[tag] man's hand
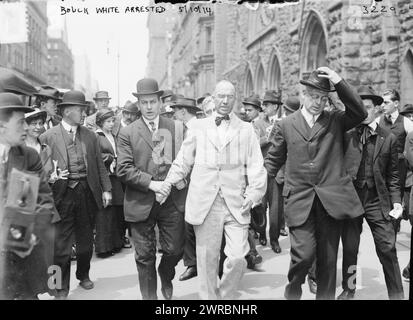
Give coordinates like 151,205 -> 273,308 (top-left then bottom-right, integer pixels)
240,198 -> 254,216
389,203 -> 403,220
317,66 -> 342,85
11,234 -> 38,258
102,191 -> 112,208
148,181 -> 164,193
156,181 -> 172,205
175,179 -> 187,190
49,168 -> 69,184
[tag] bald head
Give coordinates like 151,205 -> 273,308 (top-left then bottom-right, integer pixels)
213,80 -> 236,115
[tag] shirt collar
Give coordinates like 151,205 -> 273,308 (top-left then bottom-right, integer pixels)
301,106 -> 321,122
0,143 -> 11,163
120,119 -> 128,128
390,109 -> 399,121
368,120 -> 378,132
142,115 -> 160,130
61,119 -> 78,133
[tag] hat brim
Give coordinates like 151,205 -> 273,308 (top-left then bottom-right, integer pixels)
93,97 -> 112,101
133,90 -> 164,98
0,106 -> 34,113
25,109 -> 47,121
359,94 -> 383,106
170,104 -> 202,112
242,101 -> 262,111
284,105 -> 301,113
34,93 -> 61,101
299,80 -> 336,92
262,99 -> 282,105
57,102 -> 89,108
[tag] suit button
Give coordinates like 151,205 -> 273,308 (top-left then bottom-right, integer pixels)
309,162 -> 314,166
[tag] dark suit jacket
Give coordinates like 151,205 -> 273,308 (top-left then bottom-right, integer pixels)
252,118 -> 271,157
264,80 -> 367,227
112,114 -> 123,139
344,125 -> 401,220
117,116 -> 187,223
6,145 -> 60,232
39,123 -> 111,210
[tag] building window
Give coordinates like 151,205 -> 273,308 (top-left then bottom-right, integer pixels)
245,68 -> 254,96
255,63 -> 266,97
300,11 -> 327,80
205,25 -> 213,54
401,49 -> 413,106
268,52 -> 281,90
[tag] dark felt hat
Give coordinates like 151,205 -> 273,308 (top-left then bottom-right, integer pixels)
284,96 -> 301,113
132,78 -> 163,98
400,104 -> 413,116
0,92 -> 34,113
34,85 -> 61,101
357,85 -> 384,106
262,90 -> 282,104
299,70 -> 336,92
122,100 -> 140,113
242,95 -> 262,111
169,95 -> 201,112
161,89 -> 174,102
196,93 -> 211,105
0,67 -> 38,96
57,90 -> 88,108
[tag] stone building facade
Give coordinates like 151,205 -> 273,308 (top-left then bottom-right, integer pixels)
148,0 -> 413,106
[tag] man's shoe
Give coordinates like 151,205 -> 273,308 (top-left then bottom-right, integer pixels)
96,251 -> 114,258
402,266 -> 410,280
280,228 -> 288,237
307,277 -> 317,295
259,234 -> 267,246
179,266 -> 197,281
246,253 -> 263,270
54,291 -> 68,300
160,281 -> 173,300
337,290 -> 355,300
123,237 -> 132,249
79,278 -> 94,290
270,241 -> 281,254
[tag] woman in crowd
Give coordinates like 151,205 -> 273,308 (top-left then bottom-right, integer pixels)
94,108 -> 124,257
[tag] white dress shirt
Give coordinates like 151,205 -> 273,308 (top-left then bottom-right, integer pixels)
120,119 -> 128,128
213,112 -> 232,143
301,107 -> 321,128
142,116 -> 160,132
0,143 -> 10,163
61,119 -> 78,141
385,110 -> 413,134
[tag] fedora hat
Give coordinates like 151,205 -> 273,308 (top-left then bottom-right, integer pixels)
169,95 -> 201,112
196,93 -> 211,105
58,90 -> 88,108
93,91 -> 111,101
0,67 -> 38,96
357,85 -> 383,106
262,90 -> 282,105
25,108 -> 47,122
400,104 -> 413,116
0,92 -> 34,113
242,95 -> 262,111
34,85 -> 61,101
122,100 -> 140,114
132,78 -> 163,98
284,96 -> 301,113
299,70 -> 336,92
161,89 -> 173,102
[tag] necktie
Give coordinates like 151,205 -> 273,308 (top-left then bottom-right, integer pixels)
358,124 -> 375,145
149,121 -> 156,133
215,114 -> 230,126
308,115 -> 316,128
68,128 -> 75,142
384,114 -> 393,125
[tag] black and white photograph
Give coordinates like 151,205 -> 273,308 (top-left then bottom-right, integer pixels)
0,0 -> 412,304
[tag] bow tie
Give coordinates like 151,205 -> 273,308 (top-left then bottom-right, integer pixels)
215,114 -> 230,126
357,124 -> 376,145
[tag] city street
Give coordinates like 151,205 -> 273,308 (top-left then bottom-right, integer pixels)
40,219 -> 411,300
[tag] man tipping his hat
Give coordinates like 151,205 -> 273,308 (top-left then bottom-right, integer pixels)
39,90 -> 112,299
265,66 -> 367,300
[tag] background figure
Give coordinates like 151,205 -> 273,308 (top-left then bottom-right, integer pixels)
94,108 -> 124,258
86,101 -> 97,117
33,86 -> 62,131
84,91 -> 111,131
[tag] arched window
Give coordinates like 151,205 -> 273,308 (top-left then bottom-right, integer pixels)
245,69 -> 254,96
401,49 -> 413,106
300,11 -> 327,80
255,63 -> 266,97
268,53 -> 281,90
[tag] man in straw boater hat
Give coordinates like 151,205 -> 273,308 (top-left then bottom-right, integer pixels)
33,85 -> 62,131
161,80 -> 267,299
116,78 -> 187,300
265,67 -> 367,300
39,90 -> 112,299
84,90 -> 112,131
336,85 -> 404,300
0,92 -> 59,300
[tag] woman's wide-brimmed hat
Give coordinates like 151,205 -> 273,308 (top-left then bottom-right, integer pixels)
25,108 -> 47,123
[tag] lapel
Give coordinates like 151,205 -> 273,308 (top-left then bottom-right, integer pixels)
136,117 -> 154,150
349,129 -> 363,172
78,126 -> 89,170
291,109 -> 310,142
373,127 -> 386,162
222,115 -> 241,149
207,116 -> 222,151
309,111 -> 330,141
54,124 -> 69,167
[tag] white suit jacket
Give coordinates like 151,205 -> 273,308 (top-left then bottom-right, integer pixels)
165,114 -> 267,225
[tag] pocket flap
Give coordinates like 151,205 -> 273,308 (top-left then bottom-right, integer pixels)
282,186 -> 291,197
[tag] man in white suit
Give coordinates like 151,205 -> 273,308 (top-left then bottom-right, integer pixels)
159,80 -> 267,299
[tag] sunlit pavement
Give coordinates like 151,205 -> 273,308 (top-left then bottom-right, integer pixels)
40,220 -> 411,300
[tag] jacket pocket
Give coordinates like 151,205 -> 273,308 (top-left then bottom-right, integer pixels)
282,186 -> 291,197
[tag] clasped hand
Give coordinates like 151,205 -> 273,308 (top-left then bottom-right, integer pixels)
149,181 -> 172,205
